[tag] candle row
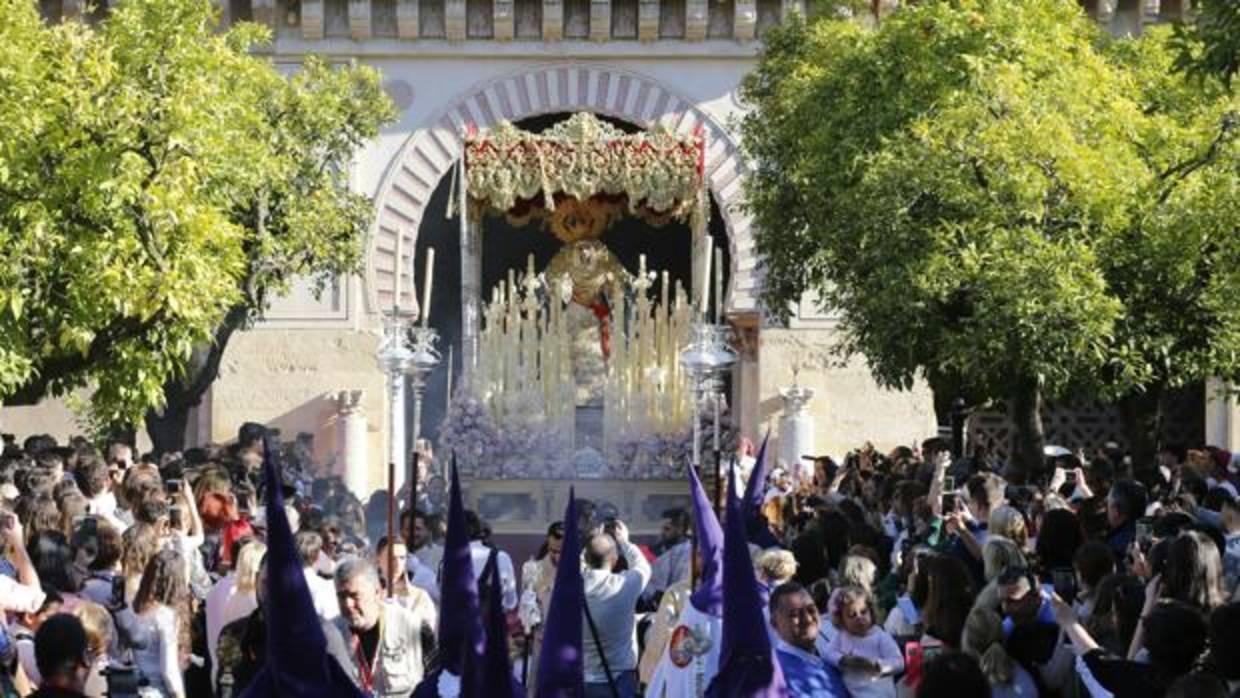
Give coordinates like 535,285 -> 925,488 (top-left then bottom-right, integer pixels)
473,255 -> 694,465
392,232 -> 435,328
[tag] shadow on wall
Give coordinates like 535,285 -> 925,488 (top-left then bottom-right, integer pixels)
245,392 -> 354,479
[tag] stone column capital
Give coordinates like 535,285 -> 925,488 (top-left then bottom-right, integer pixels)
333,389 -> 366,415
779,385 -> 814,417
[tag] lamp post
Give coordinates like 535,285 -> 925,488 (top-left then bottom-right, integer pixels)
376,310 -> 413,598
679,321 -> 738,512
406,326 -> 442,515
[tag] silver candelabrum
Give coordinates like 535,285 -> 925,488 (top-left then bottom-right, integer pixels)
375,310 -> 442,504
678,322 -> 738,470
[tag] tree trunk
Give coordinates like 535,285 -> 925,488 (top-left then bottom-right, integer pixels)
144,304 -> 251,456
145,403 -> 193,456
1118,384 -> 1164,475
1008,376 -> 1045,484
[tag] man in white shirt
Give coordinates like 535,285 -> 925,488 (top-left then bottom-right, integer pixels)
295,530 -> 341,620
399,508 -> 443,572
464,510 -> 517,612
401,509 -> 443,600
583,519 -> 652,698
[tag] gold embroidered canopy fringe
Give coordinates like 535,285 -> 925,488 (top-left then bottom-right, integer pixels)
462,112 -> 707,230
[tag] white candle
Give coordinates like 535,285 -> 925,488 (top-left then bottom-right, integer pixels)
420,247 -> 435,327
446,344 -> 454,411
714,246 -> 723,324
527,253 -> 536,278
713,391 -> 721,452
660,270 -> 669,312
699,244 -> 712,317
639,254 -> 647,278
393,233 -> 404,310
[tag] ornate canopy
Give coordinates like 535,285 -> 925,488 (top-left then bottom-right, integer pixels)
463,112 -> 707,225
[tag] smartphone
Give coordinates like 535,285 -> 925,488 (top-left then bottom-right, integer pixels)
941,492 -> 957,514
1051,568 -> 1077,602
111,575 -> 126,608
1136,517 -> 1155,552
942,476 -> 955,493
920,641 -> 945,663
82,515 -> 97,535
169,506 -> 183,529
1065,470 -> 1077,484
165,478 -> 182,494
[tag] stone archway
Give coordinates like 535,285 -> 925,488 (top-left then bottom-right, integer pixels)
365,63 -> 761,319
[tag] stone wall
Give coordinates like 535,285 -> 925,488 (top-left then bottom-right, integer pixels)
208,327 -> 389,491
756,327 -> 938,463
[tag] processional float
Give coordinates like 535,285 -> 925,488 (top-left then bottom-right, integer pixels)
438,112 -> 737,494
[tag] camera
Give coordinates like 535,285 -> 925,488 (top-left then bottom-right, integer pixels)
102,664 -> 140,698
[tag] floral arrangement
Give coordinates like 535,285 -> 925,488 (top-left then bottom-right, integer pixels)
436,386 -> 501,475
438,383 -> 738,480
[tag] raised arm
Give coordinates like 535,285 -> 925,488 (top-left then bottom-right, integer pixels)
613,521 -> 652,592
1052,592 -> 1100,657
1,514 -> 39,591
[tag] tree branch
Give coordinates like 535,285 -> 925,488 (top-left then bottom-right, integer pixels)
4,312 -> 166,406
1156,111 -> 1237,204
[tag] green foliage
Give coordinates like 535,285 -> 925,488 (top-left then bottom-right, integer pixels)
741,0 -> 1240,409
0,0 -> 393,428
1172,0 -> 1240,88
1102,27 -> 1240,393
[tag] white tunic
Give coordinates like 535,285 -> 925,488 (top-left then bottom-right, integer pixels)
643,602 -> 722,698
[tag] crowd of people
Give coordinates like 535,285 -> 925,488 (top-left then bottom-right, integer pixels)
1,421 -> 1239,698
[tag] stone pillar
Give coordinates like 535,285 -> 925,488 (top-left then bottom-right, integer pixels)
590,0 -> 611,41
778,385 -> 815,483
1110,0 -> 1143,37
494,0 -> 515,39
733,0 -> 755,40
638,0 -> 658,41
446,0 -> 467,39
397,0 -> 420,38
335,390 -> 370,498
543,0 -> 564,40
730,314 -> 761,442
302,0 -> 325,38
685,0 -> 706,40
1206,379 -> 1240,451
252,0 -> 277,27
349,0 -> 373,38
